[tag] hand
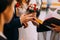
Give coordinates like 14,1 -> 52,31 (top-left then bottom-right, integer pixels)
23,22 -> 28,28
20,14 -> 34,28
31,18 -> 39,26
28,12 -> 39,26
20,14 -> 34,23
51,24 -> 60,32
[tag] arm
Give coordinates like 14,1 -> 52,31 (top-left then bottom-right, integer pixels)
51,24 -> 60,32
4,17 -> 22,29
4,13 -> 34,29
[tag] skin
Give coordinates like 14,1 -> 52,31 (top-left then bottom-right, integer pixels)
0,0 -> 16,32
22,12 -> 39,28
51,24 -> 60,32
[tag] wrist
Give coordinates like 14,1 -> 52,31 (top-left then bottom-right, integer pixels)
20,17 -> 23,24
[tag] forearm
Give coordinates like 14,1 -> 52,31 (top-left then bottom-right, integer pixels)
4,17 -> 22,29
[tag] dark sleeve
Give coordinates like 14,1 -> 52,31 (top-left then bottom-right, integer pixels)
37,17 -> 60,32
4,17 -> 22,29
37,24 -> 51,32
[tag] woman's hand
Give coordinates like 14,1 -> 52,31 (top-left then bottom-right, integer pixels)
22,22 -> 28,28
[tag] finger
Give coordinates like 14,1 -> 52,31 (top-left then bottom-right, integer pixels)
52,28 -> 56,30
22,14 -> 26,16
26,14 -> 33,17
32,20 -> 39,25
23,23 -> 28,28
20,14 -> 25,17
51,24 -> 58,28
52,27 -> 60,31
26,17 -> 34,20
52,28 -> 60,32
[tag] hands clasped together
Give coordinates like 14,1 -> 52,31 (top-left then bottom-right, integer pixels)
20,12 -> 39,28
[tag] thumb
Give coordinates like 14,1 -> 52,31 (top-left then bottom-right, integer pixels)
51,24 -> 58,28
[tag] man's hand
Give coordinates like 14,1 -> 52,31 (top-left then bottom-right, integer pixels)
20,14 -> 34,23
51,24 -> 60,32
20,14 -> 34,28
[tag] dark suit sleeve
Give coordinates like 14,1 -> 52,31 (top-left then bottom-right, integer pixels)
4,17 -> 22,29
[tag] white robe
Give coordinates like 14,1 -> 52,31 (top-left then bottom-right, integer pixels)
18,1 -> 38,40
38,10 -> 52,40
38,8 -> 60,40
